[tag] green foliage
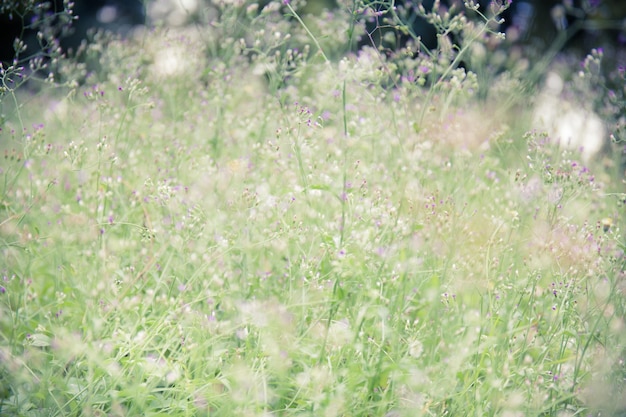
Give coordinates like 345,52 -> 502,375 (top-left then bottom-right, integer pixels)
1,1 -> 625,416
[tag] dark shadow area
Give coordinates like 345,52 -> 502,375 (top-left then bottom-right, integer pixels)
0,0 -> 145,65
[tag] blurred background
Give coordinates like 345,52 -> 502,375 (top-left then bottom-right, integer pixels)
1,0 -> 624,68
1,1 -> 625,179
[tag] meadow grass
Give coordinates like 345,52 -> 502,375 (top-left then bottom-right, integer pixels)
1,1 -> 626,416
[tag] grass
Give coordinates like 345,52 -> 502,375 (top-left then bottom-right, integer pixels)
1,1 -> 626,416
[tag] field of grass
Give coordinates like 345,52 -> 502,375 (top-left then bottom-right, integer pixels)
1,1 -> 626,416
